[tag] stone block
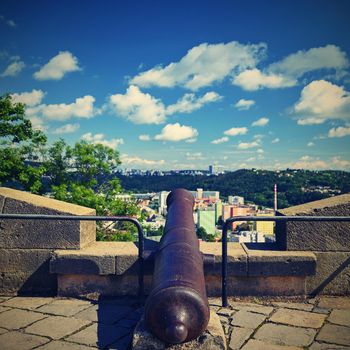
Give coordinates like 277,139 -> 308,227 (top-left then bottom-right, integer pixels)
277,194 -> 350,251
0,249 -> 57,295
0,187 -> 96,249
1,297 -> 54,310
230,310 -> 266,328
328,309 -> 350,327
306,252 -> 350,295
0,308 -> 47,330
229,327 -> 254,350
36,340 -> 98,350
36,298 -> 91,316
132,311 -> 226,349
318,296 -> 350,309
0,331 -> 49,350
316,324 -> 350,346
242,339 -> 303,350
246,249 -> 316,276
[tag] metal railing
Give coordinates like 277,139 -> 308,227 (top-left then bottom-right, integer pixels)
221,215 -> 350,307
0,214 -> 145,298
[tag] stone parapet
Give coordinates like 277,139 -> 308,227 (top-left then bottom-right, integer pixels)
0,187 -> 96,249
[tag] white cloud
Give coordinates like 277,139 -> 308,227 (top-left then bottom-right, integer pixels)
139,134 -> 151,141
81,132 -> 124,149
331,156 -> 350,169
0,15 -> 16,28
27,95 -> 96,121
294,80 -> 350,125
257,148 -> 264,154
33,51 -> 81,80
130,41 -> 266,90
211,136 -> 229,144
233,68 -> 296,91
108,85 -> 166,124
166,91 -> 222,114
271,138 -> 280,144
120,154 -> 165,166
224,127 -> 248,136
252,117 -> 269,127
154,123 -> 198,142
234,99 -> 255,110
307,142 -> 315,147
1,60 -> 25,77
52,123 -> 80,134
291,155 -> 328,170
11,89 -> 45,106
237,140 -> 260,149
186,152 -> 204,160
328,126 -> 350,138
29,116 -> 47,132
268,45 -> 349,79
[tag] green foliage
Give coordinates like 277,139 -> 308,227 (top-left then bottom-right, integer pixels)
0,94 -> 47,193
196,226 -> 207,239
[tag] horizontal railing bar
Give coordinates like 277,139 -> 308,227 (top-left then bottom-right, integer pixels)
221,215 -> 350,308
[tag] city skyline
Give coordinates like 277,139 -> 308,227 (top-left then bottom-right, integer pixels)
1,1 -> 350,171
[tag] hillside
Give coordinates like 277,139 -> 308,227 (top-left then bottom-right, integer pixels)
117,169 -> 350,209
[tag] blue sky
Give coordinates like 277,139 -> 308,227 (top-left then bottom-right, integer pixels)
1,0 -> 350,171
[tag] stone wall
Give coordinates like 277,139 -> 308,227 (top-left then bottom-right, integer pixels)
277,194 -> 350,295
0,187 -> 96,295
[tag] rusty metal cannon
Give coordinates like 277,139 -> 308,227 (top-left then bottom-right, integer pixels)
144,188 -> 210,344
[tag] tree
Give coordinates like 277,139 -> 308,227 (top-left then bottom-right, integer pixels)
0,94 -> 47,193
196,226 -> 207,239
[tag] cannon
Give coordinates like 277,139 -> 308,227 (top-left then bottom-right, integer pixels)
144,188 -> 210,344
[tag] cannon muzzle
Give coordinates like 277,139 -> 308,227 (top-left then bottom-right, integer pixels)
145,188 -> 210,344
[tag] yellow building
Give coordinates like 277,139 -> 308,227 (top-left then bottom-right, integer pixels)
255,212 -> 274,235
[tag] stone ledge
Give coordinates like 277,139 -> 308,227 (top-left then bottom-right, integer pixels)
50,242 -> 316,278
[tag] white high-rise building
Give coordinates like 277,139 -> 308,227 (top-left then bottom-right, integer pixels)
158,191 -> 170,215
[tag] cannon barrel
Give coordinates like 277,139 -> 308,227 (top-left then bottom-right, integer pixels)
144,188 -> 210,344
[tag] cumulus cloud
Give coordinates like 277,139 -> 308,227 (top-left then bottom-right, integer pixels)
81,132 -> 124,149
328,126 -> 350,138
294,80 -> 350,125
224,127 -> 248,136
186,152 -> 204,160
237,140 -> 260,149
130,41 -> 266,90
27,95 -> 96,121
307,142 -> 315,147
28,116 -> 47,132
291,155 -> 328,170
120,154 -> 165,166
52,123 -> 80,134
1,60 -> 25,77
233,68 -> 296,91
211,136 -> 229,144
139,134 -> 151,141
166,91 -> 222,114
108,85 -> 166,124
271,138 -> 280,143
154,123 -> 198,142
33,51 -> 81,80
0,15 -> 16,28
268,45 -> 349,79
252,117 -> 269,127
234,99 -> 255,110
11,89 -> 45,106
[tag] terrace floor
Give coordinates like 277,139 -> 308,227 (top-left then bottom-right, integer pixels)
0,295 -> 349,350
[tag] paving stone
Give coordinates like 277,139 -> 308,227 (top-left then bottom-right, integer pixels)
318,297 -> 350,310
115,318 -> 138,328
0,327 -> 8,334
269,308 -> 326,328
231,310 -> 266,329
74,304 -> 134,324
1,297 -> 54,310
254,323 -> 316,347
107,332 -> 133,350
230,302 -> 274,315
25,315 -> 90,340
209,297 -> 223,307
328,309 -> 350,327
37,340 -> 97,349
0,308 -> 47,330
217,307 -> 234,317
67,323 -> 130,348
228,327 -> 254,350
309,342 -> 350,350
223,324 -> 230,335
312,307 -> 330,314
0,330 -> 49,350
0,297 -> 11,303
307,298 -> 318,304
241,339 -> 303,350
0,306 -> 10,314
316,324 -> 350,346
219,315 -> 230,324
272,302 -> 313,311
37,299 -> 92,316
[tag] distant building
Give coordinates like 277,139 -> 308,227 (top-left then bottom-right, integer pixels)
255,211 -> 275,235
228,196 -> 244,205
215,201 -> 222,223
158,191 -> 170,215
208,165 -> 224,175
190,188 -> 220,201
230,231 -> 265,243
198,209 -> 216,235
222,204 -> 255,230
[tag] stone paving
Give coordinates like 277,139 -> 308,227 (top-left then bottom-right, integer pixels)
0,295 -> 349,349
